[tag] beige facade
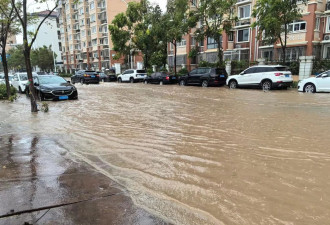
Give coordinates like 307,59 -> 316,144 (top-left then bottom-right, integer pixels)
58,0 -> 138,72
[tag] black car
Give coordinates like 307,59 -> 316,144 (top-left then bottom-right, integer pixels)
144,72 -> 177,85
178,67 -> 228,87
96,71 -> 117,82
71,70 -> 99,84
26,75 -> 78,101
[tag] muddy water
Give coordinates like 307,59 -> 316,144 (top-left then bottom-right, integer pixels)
1,83 -> 330,224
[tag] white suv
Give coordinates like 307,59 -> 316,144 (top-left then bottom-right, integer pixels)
226,65 -> 293,90
117,69 -> 147,83
12,72 -> 38,93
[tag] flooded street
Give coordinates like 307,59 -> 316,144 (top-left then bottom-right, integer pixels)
1,83 -> 330,224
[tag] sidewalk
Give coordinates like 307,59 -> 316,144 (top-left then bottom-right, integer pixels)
0,134 -> 168,225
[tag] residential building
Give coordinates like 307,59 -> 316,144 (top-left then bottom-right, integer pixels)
170,0 -> 330,71
58,0 -> 140,73
27,10 -> 63,70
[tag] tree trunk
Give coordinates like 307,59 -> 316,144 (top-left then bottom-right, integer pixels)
174,41 -> 177,75
282,47 -> 286,64
24,49 -> 38,112
217,40 -> 223,66
1,50 -> 11,98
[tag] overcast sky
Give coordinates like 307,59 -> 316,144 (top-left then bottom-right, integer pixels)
149,0 -> 167,12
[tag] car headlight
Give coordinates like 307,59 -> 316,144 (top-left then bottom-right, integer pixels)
40,88 -> 52,93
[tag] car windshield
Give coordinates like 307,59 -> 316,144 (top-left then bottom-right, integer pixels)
8,76 -> 13,81
38,76 -> 67,84
19,74 -> 28,81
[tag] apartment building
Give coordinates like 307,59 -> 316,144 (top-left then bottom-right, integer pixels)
28,11 -> 63,70
170,0 -> 330,71
58,0 -> 138,73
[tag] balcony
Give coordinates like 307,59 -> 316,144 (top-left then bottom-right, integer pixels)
235,19 -> 251,27
235,42 -> 250,49
102,32 -> 107,37
100,19 -> 107,24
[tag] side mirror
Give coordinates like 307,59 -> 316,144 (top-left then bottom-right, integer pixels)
34,82 -> 39,86
67,81 -> 71,84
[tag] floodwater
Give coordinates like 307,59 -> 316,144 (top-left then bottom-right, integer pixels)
1,83 -> 330,225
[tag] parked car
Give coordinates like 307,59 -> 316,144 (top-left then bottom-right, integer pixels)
298,70 -> 330,93
117,69 -> 147,83
26,75 -> 78,101
178,67 -> 228,87
97,72 -> 108,82
144,72 -> 177,85
71,70 -> 99,84
12,72 -> 38,93
226,65 -> 293,90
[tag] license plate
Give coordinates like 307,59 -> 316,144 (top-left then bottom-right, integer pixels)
59,96 -> 68,100
91,75 -> 95,78
220,75 -> 225,78
285,75 -> 290,77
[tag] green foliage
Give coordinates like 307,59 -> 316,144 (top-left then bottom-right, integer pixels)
178,68 -> 188,76
312,59 -> 330,75
252,0 -> 308,63
147,68 -> 153,75
31,46 -> 55,71
188,47 -> 199,59
7,45 -> 25,70
198,60 -> 225,68
59,72 -> 72,77
291,81 -> 299,88
231,61 -> 250,74
41,102 -> 49,112
190,0 -> 237,64
0,83 -> 16,100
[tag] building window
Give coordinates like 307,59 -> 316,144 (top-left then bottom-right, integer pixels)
278,47 -> 305,61
91,14 -> 96,23
81,19 -> 84,26
79,8 -> 84,15
315,18 -> 320,31
228,31 -> 234,41
288,21 -> 306,32
177,38 -> 186,47
238,5 -> 251,19
81,30 -> 85,37
92,39 -> 97,46
207,37 -> 219,49
237,29 -> 249,42
92,26 -> 96,34
90,2 -> 94,10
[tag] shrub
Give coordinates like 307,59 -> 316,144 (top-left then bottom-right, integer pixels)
59,73 -> 72,77
147,68 -> 153,75
178,68 -> 188,76
0,84 -> 17,100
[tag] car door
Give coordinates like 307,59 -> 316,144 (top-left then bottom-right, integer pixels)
12,74 -> 19,90
187,69 -> 199,84
315,71 -> 330,92
249,67 -> 265,86
236,68 -> 255,86
124,70 -> 132,81
149,73 -> 157,83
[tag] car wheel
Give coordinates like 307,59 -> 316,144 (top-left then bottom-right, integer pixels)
130,78 -> 134,83
18,86 -> 22,93
159,80 -> 163,85
262,80 -> 272,91
304,83 -> 316,93
72,79 -> 75,84
229,80 -> 237,89
118,78 -> 122,83
201,80 -> 208,87
179,80 -> 185,86
80,79 -> 84,85
144,80 -> 148,84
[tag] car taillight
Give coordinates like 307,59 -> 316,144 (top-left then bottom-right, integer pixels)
96,75 -> 99,77
275,73 -> 283,76
166,76 -> 169,80
84,74 -> 88,77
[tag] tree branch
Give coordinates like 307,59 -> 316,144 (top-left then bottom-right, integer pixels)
30,2 -> 59,49
11,0 -> 23,26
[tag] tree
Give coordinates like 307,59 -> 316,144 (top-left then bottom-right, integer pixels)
7,45 -> 25,70
11,0 -> 59,112
252,0 -> 307,63
0,0 -> 18,98
31,46 -> 55,72
166,0 -> 189,75
189,0 -> 237,65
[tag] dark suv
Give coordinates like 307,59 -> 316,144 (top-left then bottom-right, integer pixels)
71,70 -> 99,84
178,67 -> 228,87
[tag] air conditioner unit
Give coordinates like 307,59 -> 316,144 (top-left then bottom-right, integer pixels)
324,34 -> 330,41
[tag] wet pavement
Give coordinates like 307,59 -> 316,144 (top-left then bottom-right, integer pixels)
1,82 -> 330,224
